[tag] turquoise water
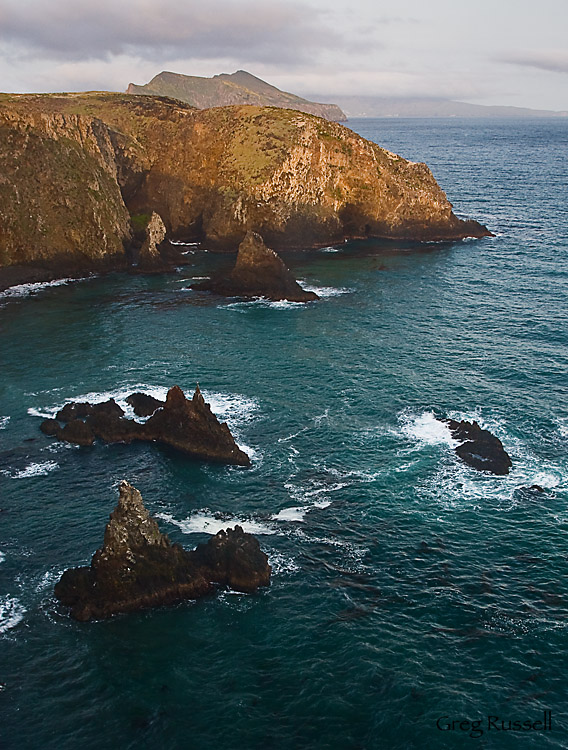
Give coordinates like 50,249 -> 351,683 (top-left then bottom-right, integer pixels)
1,118 -> 567,749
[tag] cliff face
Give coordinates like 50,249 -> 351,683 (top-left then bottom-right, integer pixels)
0,105 -> 131,274
127,69 -> 347,122
0,92 -> 490,279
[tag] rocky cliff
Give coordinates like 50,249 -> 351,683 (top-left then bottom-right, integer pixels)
127,69 -> 347,122
54,480 -> 271,620
194,231 -> 319,302
0,92 -> 491,285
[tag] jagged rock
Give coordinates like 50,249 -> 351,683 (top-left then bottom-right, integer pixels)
40,419 -> 62,437
56,399 -> 124,422
192,526 -> 272,593
445,419 -> 512,475
59,420 -> 95,447
126,392 -> 165,417
135,212 -> 170,272
193,231 -> 319,302
40,385 -> 250,466
54,481 -> 271,620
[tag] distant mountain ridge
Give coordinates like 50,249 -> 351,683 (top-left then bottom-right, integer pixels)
127,70 -> 346,122
315,95 -> 568,119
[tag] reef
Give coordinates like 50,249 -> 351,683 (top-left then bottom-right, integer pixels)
193,231 -> 318,302
445,419 -> 512,475
39,385 -> 250,466
54,480 -> 271,621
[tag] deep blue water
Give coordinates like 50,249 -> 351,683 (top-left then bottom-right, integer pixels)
1,118 -> 567,749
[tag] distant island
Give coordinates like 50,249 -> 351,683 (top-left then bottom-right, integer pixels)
312,95 -> 568,119
127,70 -> 347,122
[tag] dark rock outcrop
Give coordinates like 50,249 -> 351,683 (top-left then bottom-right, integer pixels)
193,231 -> 318,302
445,419 -> 512,475
54,481 -> 271,620
39,385 -> 250,466
126,392 -> 164,417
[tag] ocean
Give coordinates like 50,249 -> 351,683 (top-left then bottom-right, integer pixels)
1,117 -> 567,749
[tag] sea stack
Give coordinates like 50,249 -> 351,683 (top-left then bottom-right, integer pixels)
39,385 -> 251,466
445,419 -> 512,475
193,231 -> 319,302
54,481 -> 271,621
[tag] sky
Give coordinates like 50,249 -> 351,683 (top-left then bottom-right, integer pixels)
0,0 -> 567,110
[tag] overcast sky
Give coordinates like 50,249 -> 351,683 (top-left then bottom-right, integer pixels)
1,0 -> 566,110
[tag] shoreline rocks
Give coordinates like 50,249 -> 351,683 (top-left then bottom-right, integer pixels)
54,481 -> 271,621
39,386 -> 250,466
444,418 -> 512,475
193,231 -> 319,302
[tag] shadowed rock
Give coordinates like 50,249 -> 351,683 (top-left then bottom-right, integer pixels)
126,392 -> 165,417
193,231 -> 319,302
54,481 -> 271,621
39,385 -> 250,466
445,419 -> 512,475
56,399 -> 124,422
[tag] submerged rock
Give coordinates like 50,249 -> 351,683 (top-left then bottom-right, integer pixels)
54,481 -> 271,621
193,231 -> 319,302
39,385 -> 250,466
445,419 -> 512,475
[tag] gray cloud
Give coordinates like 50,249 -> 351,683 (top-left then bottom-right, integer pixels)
499,50 -> 568,74
0,0 -> 337,64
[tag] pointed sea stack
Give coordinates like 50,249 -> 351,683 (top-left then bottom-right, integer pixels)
193,231 -> 319,302
54,481 -> 271,620
445,419 -> 512,475
39,385 -> 250,466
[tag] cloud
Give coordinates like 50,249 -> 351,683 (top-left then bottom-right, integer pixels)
0,0 -> 337,64
499,50 -> 568,74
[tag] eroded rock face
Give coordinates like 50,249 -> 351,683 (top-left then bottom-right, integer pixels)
132,211 -> 171,272
445,419 -> 512,475
193,231 -> 318,302
54,481 -> 271,620
0,93 -> 491,287
39,385 -> 250,466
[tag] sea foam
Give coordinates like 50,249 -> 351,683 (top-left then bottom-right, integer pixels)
0,597 -> 25,635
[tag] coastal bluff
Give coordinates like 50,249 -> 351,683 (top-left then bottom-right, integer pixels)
0,92 -> 491,287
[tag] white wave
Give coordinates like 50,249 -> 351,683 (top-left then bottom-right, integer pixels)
300,284 -> 353,298
272,499 -> 331,522
157,511 -> 276,536
169,240 -> 200,247
0,551 -> 5,564
0,597 -> 25,634
28,384 -> 259,431
0,276 -> 90,301
3,461 -> 59,479
399,411 -> 456,448
223,298 -> 306,311
0,416 -> 9,430
267,551 -> 300,575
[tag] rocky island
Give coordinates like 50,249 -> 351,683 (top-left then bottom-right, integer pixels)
443,418 -> 513,475
0,92 -> 491,290
193,231 -> 318,302
40,385 -> 250,466
54,481 -> 271,621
